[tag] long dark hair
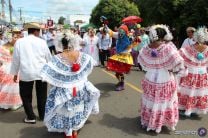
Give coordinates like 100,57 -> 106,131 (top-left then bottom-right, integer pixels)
156,28 -> 167,40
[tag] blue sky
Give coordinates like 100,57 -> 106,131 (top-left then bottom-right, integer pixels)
10,0 -> 99,23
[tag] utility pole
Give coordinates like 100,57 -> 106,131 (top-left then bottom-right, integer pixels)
9,0 -> 12,23
1,0 -> 5,19
19,7 -> 23,21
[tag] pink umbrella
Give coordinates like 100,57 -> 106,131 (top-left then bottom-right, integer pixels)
122,16 -> 142,24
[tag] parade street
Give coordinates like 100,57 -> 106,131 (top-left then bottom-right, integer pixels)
0,67 -> 207,138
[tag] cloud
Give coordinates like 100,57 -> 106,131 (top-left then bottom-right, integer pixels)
46,0 -> 99,14
44,0 -> 99,23
10,0 -> 99,23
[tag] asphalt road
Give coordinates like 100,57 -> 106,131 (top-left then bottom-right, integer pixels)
0,67 -> 207,138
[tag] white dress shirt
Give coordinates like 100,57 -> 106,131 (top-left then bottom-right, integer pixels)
46,32 -> 55,47
181,38 -> 196,48
10,35 -> 52,81
98,34 -> 112,50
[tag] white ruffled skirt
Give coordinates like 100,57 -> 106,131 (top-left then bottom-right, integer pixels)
44,81 -> 100,136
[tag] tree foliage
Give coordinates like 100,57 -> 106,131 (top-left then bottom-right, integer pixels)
134,0 -> 185,27
58,16 -> 66,25
90,0 -> 208,46
178,0 -> 208,27
90,0 -> 140,28
133,0 -> 208,46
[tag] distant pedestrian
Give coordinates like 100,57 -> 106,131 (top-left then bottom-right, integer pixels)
83,28 -> 99,66
98,28 -> 112,67
132,27 -> 150,70
181,27 -> 196,48
46,28 -> 57,54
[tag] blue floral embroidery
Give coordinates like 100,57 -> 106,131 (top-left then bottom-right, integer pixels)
44,86 -> 94,132
41,54 -> 92,84
50,54 -> 87,72
42,53 -> 99,135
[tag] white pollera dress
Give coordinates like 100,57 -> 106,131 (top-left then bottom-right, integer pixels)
40,52 -> 100,136
138,43 -> 186,133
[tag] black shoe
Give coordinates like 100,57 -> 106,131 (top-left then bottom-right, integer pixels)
38,117 -> 44,121
23,118 -> 36,124
191,113 -> 199,117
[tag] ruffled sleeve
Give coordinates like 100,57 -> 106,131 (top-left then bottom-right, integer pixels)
164,44 -> 188,77
0,47 -> 11,63
138,43 -> 187,76
40,53 -> 95,88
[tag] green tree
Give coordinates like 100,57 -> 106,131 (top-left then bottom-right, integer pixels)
176,0 -> 208,45
133,0 -> 208,46
58,16 -> 66,25
135,0 -> 186,27
178,0 -> 208,27
90,0 -> 140,29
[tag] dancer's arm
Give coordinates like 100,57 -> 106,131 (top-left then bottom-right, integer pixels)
10,41 -> 20,79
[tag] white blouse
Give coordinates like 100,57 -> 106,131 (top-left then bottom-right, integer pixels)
10,35 -> 52,81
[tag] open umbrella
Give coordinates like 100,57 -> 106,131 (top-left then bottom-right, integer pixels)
63,24 -> 70,29
122,16 -> 142,24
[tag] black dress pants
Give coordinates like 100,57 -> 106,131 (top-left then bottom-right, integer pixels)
19,80 -> 47,120
99,50 -> 110,66
49,45 -> 57,54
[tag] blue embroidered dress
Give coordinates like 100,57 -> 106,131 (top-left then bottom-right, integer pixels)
40,52 -> 100,136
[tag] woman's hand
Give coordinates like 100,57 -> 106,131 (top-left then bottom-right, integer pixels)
13,75 -> 18,83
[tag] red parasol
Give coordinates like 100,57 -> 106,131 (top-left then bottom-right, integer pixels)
122,16 -> 142,24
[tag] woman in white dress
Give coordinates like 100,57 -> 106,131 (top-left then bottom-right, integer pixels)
0,32 -> 22,110
83,28 -> 99,66
138,25 -> 187,133
41,34 -> 100,138
178,27 -> 208,116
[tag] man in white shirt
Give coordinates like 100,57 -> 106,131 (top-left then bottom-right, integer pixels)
10,22 -> 52,124
46,28 -> 57,54
98,29 -> 112,67
181,27 -> 196,48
